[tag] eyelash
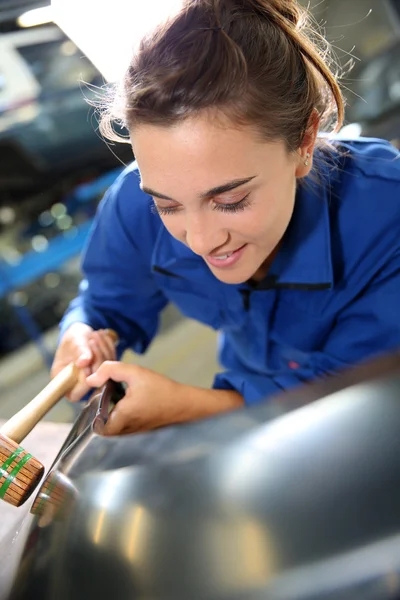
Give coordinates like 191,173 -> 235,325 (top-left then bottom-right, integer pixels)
151,204 -> 175,216
213,194 -> 251,214
151,194 -> 251,216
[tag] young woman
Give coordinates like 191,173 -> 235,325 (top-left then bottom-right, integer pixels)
52,0 -> 400,435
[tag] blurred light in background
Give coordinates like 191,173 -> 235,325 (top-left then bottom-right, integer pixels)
0,207 -> 16,226
56,215 -> 73,231
44,273 -> 61,288
338,123 -> 363,138
52,0 -> 184,81
60,40 -> 78,57
10,291 -> 28,307
63,227 -> 78,240
38,211 -> 54,228
50,203 -> 67,219
2,248 -> 22,266
32,235 -> 49,253
17,6 -> 53,28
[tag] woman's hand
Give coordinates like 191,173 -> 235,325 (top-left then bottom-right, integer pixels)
87,361 -> 244,435
51,323 -> 116,402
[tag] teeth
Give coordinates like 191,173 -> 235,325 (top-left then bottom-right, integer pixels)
214,253 -> 233,260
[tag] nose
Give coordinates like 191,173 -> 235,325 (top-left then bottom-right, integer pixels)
185,211 -> 228,256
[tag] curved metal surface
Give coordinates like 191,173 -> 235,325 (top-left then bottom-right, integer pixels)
3,354 -> 400,600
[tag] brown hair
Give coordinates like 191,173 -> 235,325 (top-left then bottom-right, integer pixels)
99,0 -> 345,152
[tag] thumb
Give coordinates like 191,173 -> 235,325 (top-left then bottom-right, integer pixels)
86,361 -> 135,388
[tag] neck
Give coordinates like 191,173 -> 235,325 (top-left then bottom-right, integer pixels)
250,244 -> 281,283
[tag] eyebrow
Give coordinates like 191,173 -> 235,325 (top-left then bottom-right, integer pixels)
140,176 -> 257,201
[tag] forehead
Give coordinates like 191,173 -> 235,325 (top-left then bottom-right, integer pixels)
131,113 -> 288,198
132,114 -> 280,169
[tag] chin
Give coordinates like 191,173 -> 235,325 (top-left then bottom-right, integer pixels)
209,267 -> 252,285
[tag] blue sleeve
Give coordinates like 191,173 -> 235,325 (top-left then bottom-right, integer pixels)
60,165 -> 168,355
214,249 -> 400,405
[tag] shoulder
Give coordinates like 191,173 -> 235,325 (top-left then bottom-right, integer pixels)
317,137 -> 400,225
314,138 -> 400,283
101,161 -> 148,209
334,136 -> 400,182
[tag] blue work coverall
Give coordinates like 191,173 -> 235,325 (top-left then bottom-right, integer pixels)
61,138 -> 400,405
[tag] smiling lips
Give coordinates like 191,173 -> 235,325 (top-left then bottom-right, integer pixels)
206,244 -> 247,268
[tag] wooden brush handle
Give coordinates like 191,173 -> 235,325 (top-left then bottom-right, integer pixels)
1,329 -> 119,444
0,362 -> 79,444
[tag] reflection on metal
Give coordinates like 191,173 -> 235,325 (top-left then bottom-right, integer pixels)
239,519 -> 274,587
93,470 -> 129,510
92,508 -> 106,545
3,355 -> 400,598
30,471 -> 77,527
124,506 -> 146,562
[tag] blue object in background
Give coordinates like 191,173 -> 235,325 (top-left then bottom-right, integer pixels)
0,167 -> 124,298
0,220 -> 93,299
0,166 -> 124,363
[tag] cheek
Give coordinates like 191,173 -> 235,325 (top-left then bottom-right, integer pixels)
246,187 -> 295,243
230,212 -> 261,239
239,202 -> 279,239
159,215 -> 186,241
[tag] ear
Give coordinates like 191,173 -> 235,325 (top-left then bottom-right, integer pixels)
295,111 -> 320,178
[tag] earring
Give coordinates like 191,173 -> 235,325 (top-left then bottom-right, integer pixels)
304,152 -> 311,167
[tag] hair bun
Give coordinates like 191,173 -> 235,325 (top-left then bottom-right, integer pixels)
252,0 -> 301,27
276,0 -> 302,26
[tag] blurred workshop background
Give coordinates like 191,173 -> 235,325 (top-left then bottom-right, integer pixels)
0,0 -> 399,428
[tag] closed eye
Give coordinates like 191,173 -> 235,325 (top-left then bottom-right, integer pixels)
151,194 -> 251,216
150,201 -> 178,216
212,194 -> 251,213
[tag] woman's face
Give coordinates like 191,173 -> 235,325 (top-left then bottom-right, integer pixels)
132,112 -> 313,284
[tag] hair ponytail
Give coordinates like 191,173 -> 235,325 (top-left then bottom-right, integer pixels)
246,0 -> 344,131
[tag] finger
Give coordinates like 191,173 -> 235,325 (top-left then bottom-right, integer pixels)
83,366 -> 92,378
88,338 -> 106,369
100,330 -> 117,360
75,343 -> 93,368
87,361 -> 138,388
68,360 -> 100,401
51,358 -> 68,379
67,381 -> 91,403
52,353 -> 89,382
91,330 -> 114,360
89,346 -> 114,384
103,405 -> 130,436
